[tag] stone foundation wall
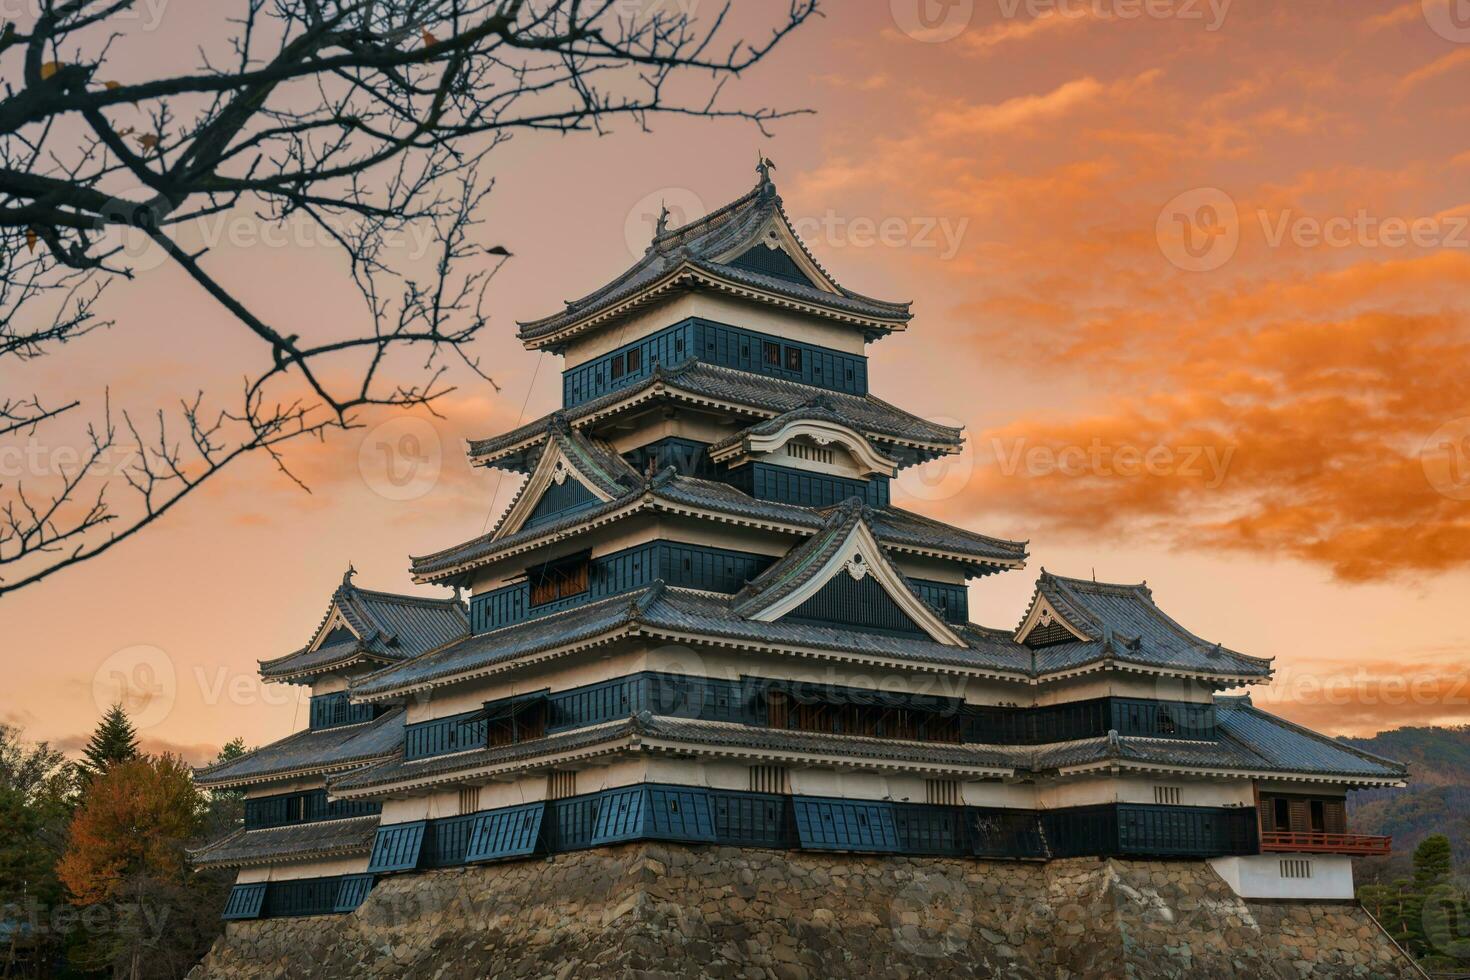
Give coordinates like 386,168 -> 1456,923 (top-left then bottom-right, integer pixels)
189,845 -> 1422,979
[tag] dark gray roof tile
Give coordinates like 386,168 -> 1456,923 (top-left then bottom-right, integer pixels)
467,361 -> 963,471
190,816 -> 379,868
1214,696 -> 1407,779
259,571 -> 467,680
411,473 -> 1024,582
193,710 -> 405,787
517,176 -> 910,346
1019,572 -> 1272,679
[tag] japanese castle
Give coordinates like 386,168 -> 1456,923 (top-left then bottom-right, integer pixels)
194,163 -> 1407,923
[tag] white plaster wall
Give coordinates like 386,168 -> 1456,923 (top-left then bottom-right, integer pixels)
411,648 -> 647,721
1037,775 -> 1254,809
1032,674 -> 1218,706
244,777 -> 325,799
787,770 -> 890,801
560,292 -> 868,367
963,781 -> 1037,808
605,413 -> 740,451
1257,779 -> 1351,797
309,674 -> 352,696
235,855 -> 370,884
1210,854 -> 1355,900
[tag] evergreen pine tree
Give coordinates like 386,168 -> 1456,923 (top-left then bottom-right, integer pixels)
1413,834 -> 1454,890
81,703 -> 140,778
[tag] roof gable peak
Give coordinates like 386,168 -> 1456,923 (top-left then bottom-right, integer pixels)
490,424 -> 638,541
734,503 -> 966,647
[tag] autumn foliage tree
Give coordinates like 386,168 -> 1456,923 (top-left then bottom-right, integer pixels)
57,753 -> 209,978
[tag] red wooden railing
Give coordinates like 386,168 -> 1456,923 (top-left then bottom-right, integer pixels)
1259,831 -> 1391,855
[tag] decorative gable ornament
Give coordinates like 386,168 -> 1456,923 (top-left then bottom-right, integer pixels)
492,432 -> 619,541
744,515 -> 965,647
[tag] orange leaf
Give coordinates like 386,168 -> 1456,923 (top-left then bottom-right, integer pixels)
39,61 -> 63,80
421,28 -> 437,46
137,133 -> 159,150
103,80 -> 121,91
26,228 -> 38,253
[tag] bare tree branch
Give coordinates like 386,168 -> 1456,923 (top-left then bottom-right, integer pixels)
0,0 -> 818,595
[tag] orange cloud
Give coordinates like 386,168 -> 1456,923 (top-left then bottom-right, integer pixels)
796,30 -> 1470,582
1395,47 -> 1470,96
958,10 -> 1091,54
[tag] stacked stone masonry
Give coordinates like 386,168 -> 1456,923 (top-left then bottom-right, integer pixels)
188,844 -> 1420,979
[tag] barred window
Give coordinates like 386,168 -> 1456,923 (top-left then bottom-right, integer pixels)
749,765 -> 789,794
1154,786 -> 1182,806
458,785 -> 480,815
925,779 -> 962,806
548,771 -> 578,800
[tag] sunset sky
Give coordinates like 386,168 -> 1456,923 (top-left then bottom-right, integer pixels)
5,0 -> 1469,761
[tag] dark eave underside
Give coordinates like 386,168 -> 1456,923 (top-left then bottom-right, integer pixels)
466,361 -> 964,472
189,815 -> 379,868
517,179 -> 911,348
350,585 -> 1267,701
409,473 -> 1027,584
327,703 -> 1405,796
193,710 -> 406,787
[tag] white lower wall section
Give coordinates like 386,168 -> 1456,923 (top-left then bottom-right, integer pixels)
1209,854 -> 1356,900
1038,775 -> 1253,809
244,776 -> 325,799
235,855 -> 369,883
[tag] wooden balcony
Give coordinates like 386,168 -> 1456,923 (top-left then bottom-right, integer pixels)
1259,831 -> 1391,856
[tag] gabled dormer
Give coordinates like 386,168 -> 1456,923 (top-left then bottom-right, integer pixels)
732,500 -> 965,647
257,568 -> 468,686
1013,570 -> 1274,683
491,422 -> 643,541
707,402 -> 901,479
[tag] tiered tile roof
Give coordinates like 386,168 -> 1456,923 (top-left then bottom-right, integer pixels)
190,815 -> 379,868
258,569 -> 468,682
411,472 -> 1027,583
517,166 -> 912,349
467,361 -> 966,473
351,577 -> 1270,702
1017,571 -> 1274,678
193,709 -> 405,788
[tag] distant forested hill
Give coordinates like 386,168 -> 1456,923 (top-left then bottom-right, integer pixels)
1340,725 -> 1470,882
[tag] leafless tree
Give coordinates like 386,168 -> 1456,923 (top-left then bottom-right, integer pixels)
0,0 -> 816,595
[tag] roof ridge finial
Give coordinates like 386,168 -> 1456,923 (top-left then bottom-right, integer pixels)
342,563 -> 357,589
756,152 -> 776,194
655,201 -> 671,237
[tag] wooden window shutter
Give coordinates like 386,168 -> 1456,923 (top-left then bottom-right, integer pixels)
1324,799 -> 1347,834
768,690 -> 788,729
1257,795 -> 1273,832
1288,799 -> 1310,833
